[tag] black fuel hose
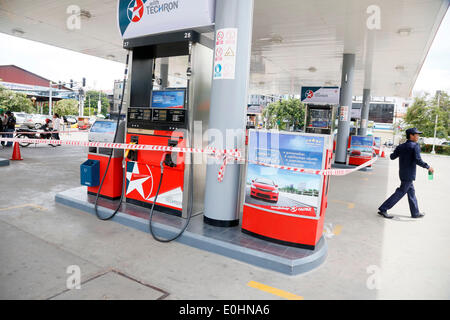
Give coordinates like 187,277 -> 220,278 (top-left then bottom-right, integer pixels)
94,51 -> 130,220
148,42 -> 194,242
148,152 -> 194,242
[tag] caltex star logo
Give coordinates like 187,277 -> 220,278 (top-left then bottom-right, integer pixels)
126,162 -> 153,200
127,0 -> 144,23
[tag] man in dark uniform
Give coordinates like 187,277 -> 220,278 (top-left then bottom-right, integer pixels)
378,128 -> 434,219
5,111 -> 16,147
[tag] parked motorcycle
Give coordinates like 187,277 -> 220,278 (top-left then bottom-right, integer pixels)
14,128 -> 57,147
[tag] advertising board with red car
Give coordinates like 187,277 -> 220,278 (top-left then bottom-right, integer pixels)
244,130 -> 325,218
348,135 -> 374,166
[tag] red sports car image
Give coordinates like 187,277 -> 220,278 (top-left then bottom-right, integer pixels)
250,178 -> 279,203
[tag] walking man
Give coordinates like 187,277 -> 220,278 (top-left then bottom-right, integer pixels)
378,128 -> 434,219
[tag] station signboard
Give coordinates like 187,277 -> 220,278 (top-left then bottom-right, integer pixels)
118,0 -> 215,40
301,86 -> 340,104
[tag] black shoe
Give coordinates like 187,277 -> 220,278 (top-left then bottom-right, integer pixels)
378,210 -> 394,219
412,213 -> 425,218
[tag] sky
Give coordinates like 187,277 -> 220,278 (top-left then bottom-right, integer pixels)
0,8 -> 449,95
412,8 -> 450,95
0,34 -> 124,92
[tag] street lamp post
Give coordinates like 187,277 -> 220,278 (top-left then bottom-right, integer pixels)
431,90 -> 441,154
392,106 -> 397,145
98,91 -> 102,115
49,81 -> 53,115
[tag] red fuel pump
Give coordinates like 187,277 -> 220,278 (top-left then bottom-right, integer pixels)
122,31 -> 213,225
87,120 -> 126,200
125,99 -> 188,216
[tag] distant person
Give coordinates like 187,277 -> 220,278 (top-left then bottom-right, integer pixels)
0,108 -> 5,146
41,118 -> 52,139
5,111 -> 16,147
52,113 -> 61,141
378,128 -> 434,219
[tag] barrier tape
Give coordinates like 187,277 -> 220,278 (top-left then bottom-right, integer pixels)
0,130 -> 88,135
0,137 -> 240,181
0,137 -> 378,181
249,156 -> 378,176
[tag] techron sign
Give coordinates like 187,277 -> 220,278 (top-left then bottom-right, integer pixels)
118,0 -> 216,39
301,86 -> 340,105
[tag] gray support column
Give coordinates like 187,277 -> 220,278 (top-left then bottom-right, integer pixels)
335,53 -> 355,164
203,0 -> 254,227
358,88 -> 371,136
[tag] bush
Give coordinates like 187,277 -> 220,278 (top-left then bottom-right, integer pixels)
420,144 -> 450,155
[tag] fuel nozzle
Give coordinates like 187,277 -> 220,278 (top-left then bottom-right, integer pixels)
163,153 -> 176,167
126,136 -> 139,161
163,139 -> 178,168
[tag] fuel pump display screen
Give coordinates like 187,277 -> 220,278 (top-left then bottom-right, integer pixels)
305,105 -> 335,135
310,109 -> 331,128
128,89 -> 187,130
151,90 -> 185,109
152,109 -> 185,123
153,109 -> 167,121
90,120 -> 117,133
128,109 -> 152,121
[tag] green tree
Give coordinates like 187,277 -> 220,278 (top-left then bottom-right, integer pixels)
84,90 -> 110,116
0,85 -> 35,113
263,98 -> 305,131
54,99 -> 79,116
405,92 -> 449,139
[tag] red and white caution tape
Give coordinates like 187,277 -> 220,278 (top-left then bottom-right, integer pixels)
0,137 -> 377,181
0,137 -> 241,181
0,137 -> 239,156
0,130 -> 88,135
249,155 -> 378,177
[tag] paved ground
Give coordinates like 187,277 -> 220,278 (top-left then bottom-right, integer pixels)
0,139 -> 449,300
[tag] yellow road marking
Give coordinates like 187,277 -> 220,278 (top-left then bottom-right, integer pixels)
0,204 -> 46,212
333,224 -> 343,235
322,224 -> 343,237
331,199 -> 355,209
247,281 -> 303,300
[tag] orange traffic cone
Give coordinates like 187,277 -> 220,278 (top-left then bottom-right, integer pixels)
381,149 -> 385,158
10,142 -> 23,161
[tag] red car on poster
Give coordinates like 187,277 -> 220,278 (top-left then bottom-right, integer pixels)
250,178 -> 279,203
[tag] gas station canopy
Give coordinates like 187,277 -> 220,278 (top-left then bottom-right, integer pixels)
0,0 -> 448,97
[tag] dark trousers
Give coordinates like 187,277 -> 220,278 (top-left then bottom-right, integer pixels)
379,180 -> 419,217
5,128 -> 14,147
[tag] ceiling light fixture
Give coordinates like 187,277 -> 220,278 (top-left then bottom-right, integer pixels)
395,65 -> 405,71
12,28 -> 25,36
308,67 -> 317,73
397,28 -> 411,37
80,9 -> 92,19
258,34 -> 283,44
